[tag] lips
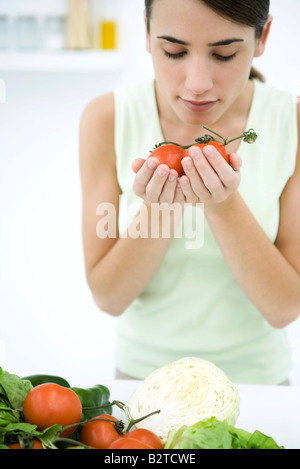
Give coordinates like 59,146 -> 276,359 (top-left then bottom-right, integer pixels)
180,98 -> 218,112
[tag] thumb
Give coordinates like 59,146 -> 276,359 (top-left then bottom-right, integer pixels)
131,158 -> 146,173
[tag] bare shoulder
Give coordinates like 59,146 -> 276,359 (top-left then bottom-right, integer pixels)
79,92 -> 115,171
79,91 -> 121,220
79,92 -> 121,275
80,92 -> 114,130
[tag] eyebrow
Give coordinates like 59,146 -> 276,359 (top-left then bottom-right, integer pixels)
157,35 -> 190,46
208,38 -> 244,47
157,36 -> 244,47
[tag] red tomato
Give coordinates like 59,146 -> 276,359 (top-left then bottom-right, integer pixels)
147,127 -> 258,176
148,144 -> 186,177
8,439 -> 43,449
125,428 -> 163,449
148,141 -> 230,178
79,414 -> 121,449
23,383 -> 82,438
108,437 -> 152,449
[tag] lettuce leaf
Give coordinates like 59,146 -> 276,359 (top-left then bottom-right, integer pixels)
164,417 -> 284,449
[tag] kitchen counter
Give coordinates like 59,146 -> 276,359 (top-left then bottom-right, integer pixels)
91,380 -> 300,450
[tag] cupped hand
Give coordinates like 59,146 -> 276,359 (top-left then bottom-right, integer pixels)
131,157 -> 184,206
178,145 -> 242,208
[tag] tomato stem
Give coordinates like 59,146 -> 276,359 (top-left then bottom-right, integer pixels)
226,128 -> 258,145
106,400 -> 161,433
81,399 -> 161,435
200,125 -> 258,146
152,126 -> 257,151
124,409 -> 161,433
53,437 -> 92,449
200,126 -> 226,144
152,141 -> 185,151
57,415 -> 124,439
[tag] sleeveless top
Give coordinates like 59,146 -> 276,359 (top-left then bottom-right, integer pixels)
113,78 -> 298,384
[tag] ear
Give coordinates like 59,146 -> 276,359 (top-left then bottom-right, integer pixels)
254,14 -> 273,58
144,9 -> 151,53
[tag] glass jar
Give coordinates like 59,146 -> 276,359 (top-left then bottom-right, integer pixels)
0,16 -> 10,50
43,16 -> 66,50
15,15 -> 39,50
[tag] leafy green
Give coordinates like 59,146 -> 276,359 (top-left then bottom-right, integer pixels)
0,367 -> 33,431
164,417 -> 284,449
0,422 -> 62,449
0,400 -> 20,426
0,367 -> 63,448
0,367 -> 32,411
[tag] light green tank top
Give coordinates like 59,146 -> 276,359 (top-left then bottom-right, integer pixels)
113,78 -> 298,384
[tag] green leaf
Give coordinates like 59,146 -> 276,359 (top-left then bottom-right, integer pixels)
164,417 -> 285,450
0,367 -> 32,411
0,411 -> 20,426
0,422 -> 37,445
32,424 -> 63,449
0,397 -> 21,427
246,430 -> 284,449
0,422 -> 62,448
166,418 -> 232,449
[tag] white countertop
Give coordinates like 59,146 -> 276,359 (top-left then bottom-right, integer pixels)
93,380 -> 300,450
0,50 -> 126,72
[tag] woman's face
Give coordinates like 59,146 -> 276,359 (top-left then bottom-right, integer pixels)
146,0 -> 269,127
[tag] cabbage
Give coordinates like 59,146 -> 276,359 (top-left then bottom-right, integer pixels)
128,357 -> 240,443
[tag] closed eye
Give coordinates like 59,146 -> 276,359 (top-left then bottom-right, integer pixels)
164,50 -> 237,62
213,53 -> 237,62
164,50 -> 187,60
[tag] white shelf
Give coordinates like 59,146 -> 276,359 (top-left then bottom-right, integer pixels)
0,50 -> 126,72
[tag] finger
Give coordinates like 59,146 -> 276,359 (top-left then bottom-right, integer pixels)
201,145 -> 238,190
179,175 -> 202,204
182,151 -> 216,197
145,163 -> 170,203
202,144 -> 231,172
173,179 -> 185,205
159,169 -> 178,204
229,152 -> 242,172
131,158 -> 146,173
133,157 -> 160,197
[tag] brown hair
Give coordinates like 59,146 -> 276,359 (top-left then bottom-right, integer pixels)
144,0 -> 270,82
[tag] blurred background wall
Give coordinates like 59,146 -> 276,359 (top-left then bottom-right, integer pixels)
0,0 -> 300,386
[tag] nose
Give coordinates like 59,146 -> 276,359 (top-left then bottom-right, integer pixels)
185,55 -> 213,96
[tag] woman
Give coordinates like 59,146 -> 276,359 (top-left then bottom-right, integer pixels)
79,0 -> 300,384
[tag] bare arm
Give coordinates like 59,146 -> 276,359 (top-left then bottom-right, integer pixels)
79,94 -> 183,316
205,190 -> 300,329
178,103 -> 300,328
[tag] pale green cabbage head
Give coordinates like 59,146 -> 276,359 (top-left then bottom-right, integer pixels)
128,357 -> 240,443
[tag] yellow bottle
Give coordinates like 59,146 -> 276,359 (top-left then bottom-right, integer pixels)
100,21 -> 116,49
99,0 -> 117,50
